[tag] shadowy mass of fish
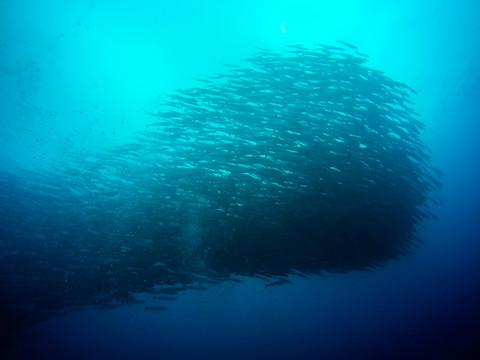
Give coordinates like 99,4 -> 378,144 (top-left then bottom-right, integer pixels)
0,43 -> 441,343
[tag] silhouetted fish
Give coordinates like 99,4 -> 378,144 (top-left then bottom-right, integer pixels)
144,306 -> 167,311
153,296 -> 176,301
0,43 -> 442,339
265,278 -> 293,288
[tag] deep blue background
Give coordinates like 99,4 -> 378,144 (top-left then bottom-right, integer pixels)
1,1 -> 479,359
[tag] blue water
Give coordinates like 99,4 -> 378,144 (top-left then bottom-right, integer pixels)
1,0 -> 479,359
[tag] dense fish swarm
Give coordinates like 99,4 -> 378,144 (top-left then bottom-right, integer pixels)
0,43 -> 441,341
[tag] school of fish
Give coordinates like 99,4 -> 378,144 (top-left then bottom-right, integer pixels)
0,43 -> 441,341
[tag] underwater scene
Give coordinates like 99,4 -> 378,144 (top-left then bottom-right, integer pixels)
1,1 -> 479,359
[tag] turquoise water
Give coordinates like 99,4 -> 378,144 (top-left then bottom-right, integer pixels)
1,1 -> 479,359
